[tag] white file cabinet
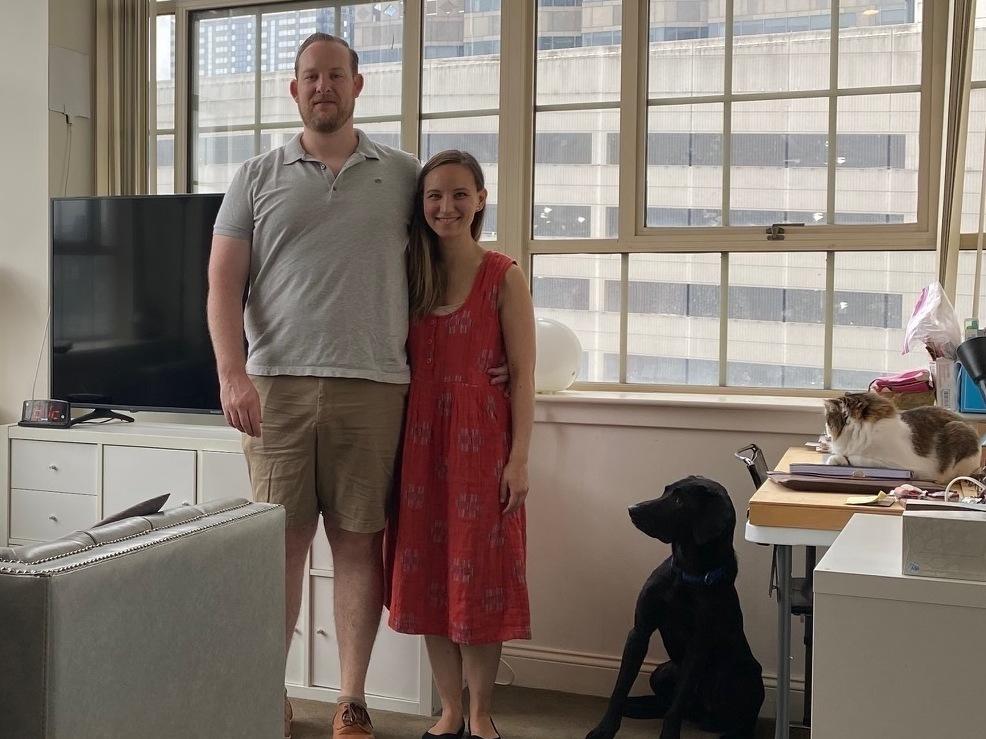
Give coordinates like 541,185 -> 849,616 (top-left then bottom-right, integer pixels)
813,514 -> 986,738
1,421 -> 435,716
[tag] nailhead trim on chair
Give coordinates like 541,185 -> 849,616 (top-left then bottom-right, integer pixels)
0,500 -> 270,575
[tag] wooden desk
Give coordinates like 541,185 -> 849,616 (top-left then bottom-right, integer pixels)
746,445 -> 907,739
748,446 -> 905,531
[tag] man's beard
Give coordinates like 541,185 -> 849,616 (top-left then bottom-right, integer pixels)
300,98 -> 354,134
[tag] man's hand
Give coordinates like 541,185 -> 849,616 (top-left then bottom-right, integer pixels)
500,459 -> 529,514
220,372 -> 262,437
488,363 -> 510,386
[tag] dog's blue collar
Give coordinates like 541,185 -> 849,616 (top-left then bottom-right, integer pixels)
672,558 -> 725,586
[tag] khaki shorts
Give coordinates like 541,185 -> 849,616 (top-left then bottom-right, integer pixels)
242,375 -> 408,532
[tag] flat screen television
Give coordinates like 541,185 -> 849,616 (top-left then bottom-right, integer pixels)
50,194 -> 225,415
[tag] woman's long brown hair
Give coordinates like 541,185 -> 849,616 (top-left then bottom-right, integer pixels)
407,150 -> 487,318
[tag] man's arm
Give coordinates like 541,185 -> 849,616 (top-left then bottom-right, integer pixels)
207,234 -> 261,437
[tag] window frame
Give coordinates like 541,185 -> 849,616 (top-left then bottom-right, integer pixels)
151,1 -> 955,397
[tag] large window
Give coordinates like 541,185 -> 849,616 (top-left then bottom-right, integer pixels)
188,4 -> 405,193
529,0 -> 940,391
154,1 -> 962,395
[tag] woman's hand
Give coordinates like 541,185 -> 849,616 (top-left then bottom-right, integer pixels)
500,459 -> 529,514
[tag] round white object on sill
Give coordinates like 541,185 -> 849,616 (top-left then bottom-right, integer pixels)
534,317 -> 581,393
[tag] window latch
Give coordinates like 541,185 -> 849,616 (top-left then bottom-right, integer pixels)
766,222 -> 805,241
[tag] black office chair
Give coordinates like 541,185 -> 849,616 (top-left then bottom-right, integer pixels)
734,443 -> 815,729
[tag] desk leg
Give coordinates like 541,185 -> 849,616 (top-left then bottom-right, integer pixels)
774,544 -> 792,739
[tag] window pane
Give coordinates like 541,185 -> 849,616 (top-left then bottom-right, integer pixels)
832,251 -> 936,390
645,103 -> 722,227
536,0 -> 621,105
626,253 -> 720,385
420,116 -> 498,240
835,93 -> 918,225
193,131 -> 255,193
156,134 -> 174,195
357,120 -> 402,152
533,110 -> 618,239
422,1 -> 500,114
193,12 -> 257,129
730,99 -> 828,227
532,253 -> 621,383
727,252 -> 826,389
156,14 -> 175,130
733,1 -> 831,94
259,8 -> 333,124
974,4 -> 986,83
648,0 -> 724,98
838,0 -> 921,88
260,127 -> 302,155
962,88 -> 986,233
341,3 -> 403,117
955,249 -> 986,325
258,5 -> 404,124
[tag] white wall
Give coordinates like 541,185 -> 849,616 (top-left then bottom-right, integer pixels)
49,0 -> 93,198
0,1 -> 49,422
513,394 -> 822,717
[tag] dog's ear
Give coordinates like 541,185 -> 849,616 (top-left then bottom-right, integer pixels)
691,480 -> 736,545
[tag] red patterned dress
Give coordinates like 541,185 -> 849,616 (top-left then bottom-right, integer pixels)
387,250 -> 530,645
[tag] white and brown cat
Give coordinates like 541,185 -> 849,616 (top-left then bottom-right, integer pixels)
823,392 -> 981,484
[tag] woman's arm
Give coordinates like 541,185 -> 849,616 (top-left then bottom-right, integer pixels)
499,264 -> 536,514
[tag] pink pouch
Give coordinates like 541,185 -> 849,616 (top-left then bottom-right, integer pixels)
869,369 -> 933,394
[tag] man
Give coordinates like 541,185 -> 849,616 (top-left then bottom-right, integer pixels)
207,33 -> 418,739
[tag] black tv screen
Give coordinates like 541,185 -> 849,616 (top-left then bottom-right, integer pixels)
51,194 -> 224,414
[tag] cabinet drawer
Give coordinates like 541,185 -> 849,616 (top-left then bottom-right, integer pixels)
10,440 -> 97,495
200,451 -> 252,504
311,576 -> 421,700
103,446 -> 196,516
10,489 -> 99,542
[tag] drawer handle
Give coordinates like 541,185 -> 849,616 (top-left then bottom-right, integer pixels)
294,627 -> 303,635
48,464 -> 58,471
48,515 -> 58,522
316,628 -> 327,636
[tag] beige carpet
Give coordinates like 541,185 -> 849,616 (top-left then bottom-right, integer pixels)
288,685 -> 800,738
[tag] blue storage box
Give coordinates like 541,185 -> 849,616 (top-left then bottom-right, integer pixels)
958,365 -> 986,413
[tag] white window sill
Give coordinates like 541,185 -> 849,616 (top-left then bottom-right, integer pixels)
534,390 -> 825,433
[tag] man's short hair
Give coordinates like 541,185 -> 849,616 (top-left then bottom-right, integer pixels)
294,33 -> 359,78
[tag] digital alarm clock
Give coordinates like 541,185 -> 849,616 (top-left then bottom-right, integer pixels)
19,399 -> 72,428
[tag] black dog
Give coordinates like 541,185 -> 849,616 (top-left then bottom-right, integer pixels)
586,476 -> 764,739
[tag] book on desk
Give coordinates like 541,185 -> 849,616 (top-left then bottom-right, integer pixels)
768,463 -> 944,493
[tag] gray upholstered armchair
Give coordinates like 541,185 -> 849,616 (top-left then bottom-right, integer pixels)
0,499 -> 285,739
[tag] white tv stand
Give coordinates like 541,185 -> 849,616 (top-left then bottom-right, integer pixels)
1,421 -> 435,717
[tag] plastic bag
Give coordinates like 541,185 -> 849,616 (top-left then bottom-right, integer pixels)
902,283 -> 962,359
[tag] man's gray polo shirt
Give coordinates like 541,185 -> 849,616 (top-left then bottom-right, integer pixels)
213,130 -> 419,383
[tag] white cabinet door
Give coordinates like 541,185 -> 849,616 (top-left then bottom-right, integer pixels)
311,577 -> 342,690
103,446 -> 196,515
365,609 -> 424,701
310,576 -> 423,701
286,575 -> 308,686
11,440 -> 97,494
10,489 -> 99,541
200,450 -> 252,504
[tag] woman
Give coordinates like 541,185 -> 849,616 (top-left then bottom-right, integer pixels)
387,150 -> 535,739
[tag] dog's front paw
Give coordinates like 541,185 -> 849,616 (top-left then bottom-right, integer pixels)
825,454 -> 849,466
586,724 -> 618,739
